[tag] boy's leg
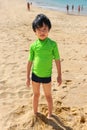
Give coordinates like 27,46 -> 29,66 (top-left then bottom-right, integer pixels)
32,81 -> 40,115
42,82 -> 53,117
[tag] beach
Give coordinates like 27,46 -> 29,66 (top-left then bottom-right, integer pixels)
0,0 -> 87,129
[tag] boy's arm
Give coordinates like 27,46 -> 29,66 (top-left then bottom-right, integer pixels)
55,60 -> 62,86
26,61 -> 32,87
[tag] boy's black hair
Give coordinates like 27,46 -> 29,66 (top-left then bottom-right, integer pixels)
32,14 -> 52,32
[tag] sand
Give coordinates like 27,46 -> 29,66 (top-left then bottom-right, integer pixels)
0,0 -> 87,130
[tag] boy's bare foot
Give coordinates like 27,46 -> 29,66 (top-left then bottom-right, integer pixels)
47,114 -> 53,119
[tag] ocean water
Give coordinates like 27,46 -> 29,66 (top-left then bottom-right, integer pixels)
29,0 -> 87,15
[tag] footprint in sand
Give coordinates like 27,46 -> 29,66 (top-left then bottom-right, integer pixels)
0,92 -> 9,99
64,79 -> 72,85
24,49 -> 29,52
61,106 -> 70,111
54,100 -> 62,106
18,91 -> 28,98
28,115 -> 39,127
0,80 -> 7,84
53,88 -> 58,91
62,85 -> 67,89
83,55 -> 87,61
80,115 -> 86,123
65,70 -> 69,72
8,125 -> 18,130
11,105 -> 28,117
39,104 -> 48,116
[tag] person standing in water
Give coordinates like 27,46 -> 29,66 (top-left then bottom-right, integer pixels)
26,0 -> 30,11
66,4 -> 69,14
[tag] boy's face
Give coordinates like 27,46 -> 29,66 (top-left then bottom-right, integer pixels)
35,24 -> 49,40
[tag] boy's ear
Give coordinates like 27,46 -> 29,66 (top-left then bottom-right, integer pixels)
48,29 -> 50,32
34,31 -> 37,35
34,31 -> 36,34
33,29 -> 36,32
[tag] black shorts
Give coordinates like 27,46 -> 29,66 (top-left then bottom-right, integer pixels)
31,73 -> 51,83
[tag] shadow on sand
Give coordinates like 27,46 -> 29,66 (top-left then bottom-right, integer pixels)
36,112 -> 73,130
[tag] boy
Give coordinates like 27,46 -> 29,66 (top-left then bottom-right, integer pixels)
26,14 -> 62,118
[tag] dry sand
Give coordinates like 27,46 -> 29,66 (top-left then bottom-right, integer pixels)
0,0 -> 87,130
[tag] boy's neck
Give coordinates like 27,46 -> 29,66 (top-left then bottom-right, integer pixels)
38,37 -> 48,41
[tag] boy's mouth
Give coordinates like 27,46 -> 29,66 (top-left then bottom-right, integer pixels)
40,35 -> 45,37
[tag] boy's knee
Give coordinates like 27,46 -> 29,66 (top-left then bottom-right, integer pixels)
45,94 -> 52,100
34,93 -> 40,98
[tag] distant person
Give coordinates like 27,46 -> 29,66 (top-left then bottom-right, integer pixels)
26,0 -> 30,11
72,5 -> 74,11
66,4 -> 69,14
78,5 -> 80,13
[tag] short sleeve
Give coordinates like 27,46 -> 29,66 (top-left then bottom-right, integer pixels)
53,42 -> 60,60
28,44 -> 34,61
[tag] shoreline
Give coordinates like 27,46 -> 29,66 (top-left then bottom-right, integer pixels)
31,5 -> 87,18
32,2 -> 87,16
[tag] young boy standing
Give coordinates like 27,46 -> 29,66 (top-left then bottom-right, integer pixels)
26,14 -> 62,118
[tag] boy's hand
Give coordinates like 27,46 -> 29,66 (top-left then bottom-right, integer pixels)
26,78 -> 30,88
57,76 -> 62,86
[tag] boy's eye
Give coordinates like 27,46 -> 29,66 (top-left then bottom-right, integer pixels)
37,28 -> 48,32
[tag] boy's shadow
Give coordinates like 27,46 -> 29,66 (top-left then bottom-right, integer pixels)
37,112 -> 73,130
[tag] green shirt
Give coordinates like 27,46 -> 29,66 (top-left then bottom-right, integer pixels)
28,37 -> 60,77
